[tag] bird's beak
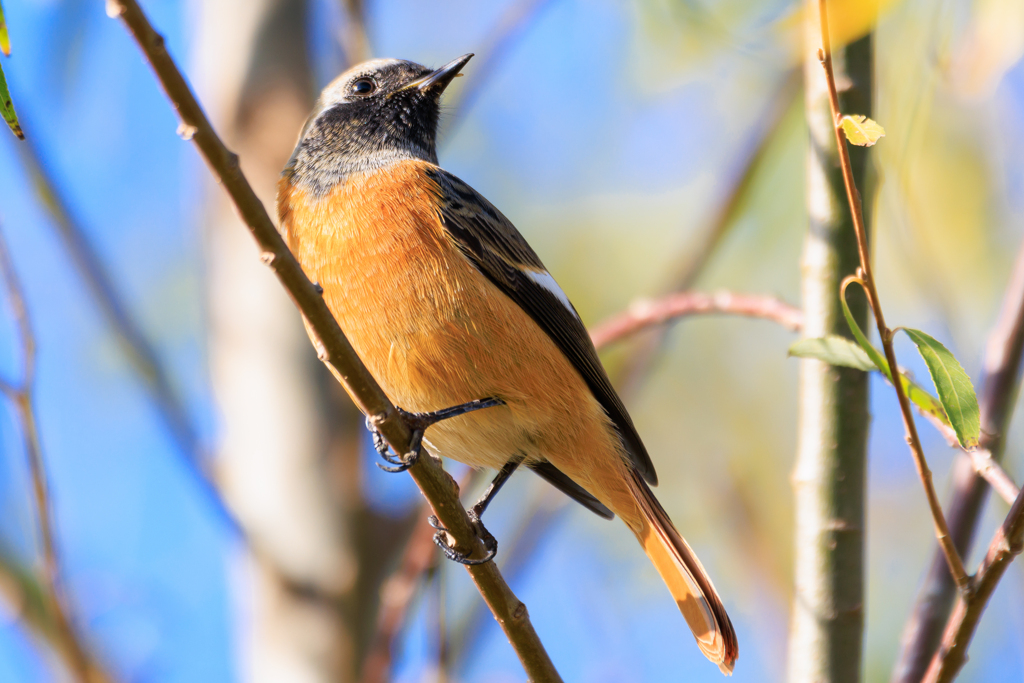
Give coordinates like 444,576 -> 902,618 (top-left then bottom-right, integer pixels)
398,54 -> 474,94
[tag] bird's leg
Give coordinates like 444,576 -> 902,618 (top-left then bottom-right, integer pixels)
366,397 -> 505,473
429,455 -> 523,565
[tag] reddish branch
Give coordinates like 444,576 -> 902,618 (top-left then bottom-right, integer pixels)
895,236 -> 1024,680
923,484 -> 1024,682
590,290 -> 803,349
817,0 -> 969,589
359,513 -> 440,683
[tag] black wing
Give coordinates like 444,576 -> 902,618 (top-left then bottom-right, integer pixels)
529,461 -> 615,519
427,167 -> 657,486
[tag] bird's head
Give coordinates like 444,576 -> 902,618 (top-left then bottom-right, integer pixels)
285,54 -> 473,195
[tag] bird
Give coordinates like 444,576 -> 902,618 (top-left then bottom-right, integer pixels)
277,54 -> 738,674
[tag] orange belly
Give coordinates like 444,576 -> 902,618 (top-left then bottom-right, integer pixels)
280,160 -> 637,515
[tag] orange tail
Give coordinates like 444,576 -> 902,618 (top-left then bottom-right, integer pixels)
627,470 -> 738,675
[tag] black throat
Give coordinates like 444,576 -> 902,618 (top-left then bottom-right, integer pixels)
286,92 -> 440,196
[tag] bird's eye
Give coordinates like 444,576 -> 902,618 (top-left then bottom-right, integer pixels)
351,78 -> 376,96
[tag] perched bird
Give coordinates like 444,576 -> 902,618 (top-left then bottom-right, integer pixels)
278,54 -> 738,673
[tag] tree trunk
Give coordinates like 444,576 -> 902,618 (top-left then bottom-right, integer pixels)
787,6 -> 873,681
195,2 -> 358,680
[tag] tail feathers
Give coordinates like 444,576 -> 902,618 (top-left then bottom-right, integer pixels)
628,470 -> 738,675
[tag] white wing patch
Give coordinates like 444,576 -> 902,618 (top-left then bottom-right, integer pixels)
525,270 -> 580,320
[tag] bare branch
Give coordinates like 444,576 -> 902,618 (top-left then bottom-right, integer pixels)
966,449 -> 1019,504
590,290 -> 803,349
11,129 -> 240,532
923,483 -> 1024,682
615,70 -> 800,395
0,224 -> 112,683
108,2 -> 562,679
359,504 -> 443,683
894,220 -> 1024,681
817,0 -> 968,590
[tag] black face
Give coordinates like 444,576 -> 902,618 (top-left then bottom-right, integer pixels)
286,56 -> 472,195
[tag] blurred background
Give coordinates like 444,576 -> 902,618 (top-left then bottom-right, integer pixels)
0,0 -> 1022,681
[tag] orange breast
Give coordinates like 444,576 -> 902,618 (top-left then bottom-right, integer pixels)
278,160 -> 633,512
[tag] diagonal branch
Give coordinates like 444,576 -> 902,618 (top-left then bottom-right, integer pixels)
590,290 -> 803,349
0,224 -> 112,683
923,482 -> 1024,682
108,2 -> 562,680
12,130 -> 239,533
614,70 -> 800,395
817,0 -> 968,591
893,232 -> 1024,681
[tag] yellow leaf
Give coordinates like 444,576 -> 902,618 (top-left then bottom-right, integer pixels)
840,114 -> 885,146
0,0 -> 9,57
778,0 -> 902,52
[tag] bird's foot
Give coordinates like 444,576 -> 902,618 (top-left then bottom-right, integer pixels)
427,509 -> 498,566
366,397 -> 505,473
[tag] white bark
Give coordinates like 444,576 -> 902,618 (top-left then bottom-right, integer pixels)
191,1 -> 357,679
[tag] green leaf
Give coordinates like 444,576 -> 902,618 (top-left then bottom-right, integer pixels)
0,60 -> 22,139
840,114 -> 885,146
900,328 -> 981,449
788,335 -> 876,372
789,333 -> 951,428
839,281 -> 952,430
901,373 -> 950,430
0,0 -> 9,57
839,283 -> 889,377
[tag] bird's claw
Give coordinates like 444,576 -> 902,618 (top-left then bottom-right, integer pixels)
365,398 -> 505,474
366,414 -> 423,472
427,511 -> 497,566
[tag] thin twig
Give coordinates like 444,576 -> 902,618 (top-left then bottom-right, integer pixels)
0,225 -> 109,683
615,70 -> 800,395
817,0 -> 969,591
923,483 -> 1024,682
893,230 -> 1024,681
359,505 -> 442,683
915,408 -> 1019,505
589,287 -> 1016,505
12,129 -> 240,533
967,450 -> 1018,504
108,2 -> 562,680
449,486 -> 567,668
590,290 -> 803,349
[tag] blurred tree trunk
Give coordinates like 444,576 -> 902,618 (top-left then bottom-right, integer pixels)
193,3 -> 413,681
788,7 -> 873,682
